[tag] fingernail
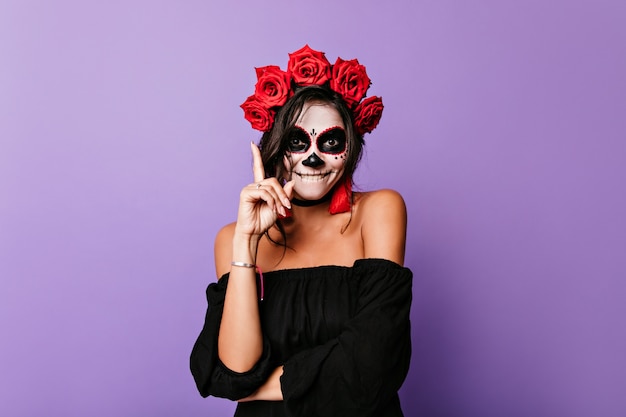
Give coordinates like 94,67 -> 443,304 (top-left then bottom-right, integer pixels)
282,198 -> 291,209
278,207 -> 292,219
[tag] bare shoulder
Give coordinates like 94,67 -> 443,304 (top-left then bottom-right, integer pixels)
214,222 -> 236,278
357,188 -> 407,218
356,189 -> 407,265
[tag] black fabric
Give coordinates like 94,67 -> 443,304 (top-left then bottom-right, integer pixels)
190,258 -> 413,417
190,275 -> 275,400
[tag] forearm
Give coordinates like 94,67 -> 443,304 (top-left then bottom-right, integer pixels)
238,366 -> 284,402
218,232 -> 264,372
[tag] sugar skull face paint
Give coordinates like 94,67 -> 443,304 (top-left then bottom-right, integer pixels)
287,126 -> 347,155
284,102 -> 348,201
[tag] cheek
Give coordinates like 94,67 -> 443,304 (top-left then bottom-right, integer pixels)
284,150 -> 312,170
283,153 -> 306,172
330,150 -> 348,166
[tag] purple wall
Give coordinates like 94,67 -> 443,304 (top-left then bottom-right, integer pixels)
1,1 -> 624,416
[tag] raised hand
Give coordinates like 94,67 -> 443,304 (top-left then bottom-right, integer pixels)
234,142 -> 294,238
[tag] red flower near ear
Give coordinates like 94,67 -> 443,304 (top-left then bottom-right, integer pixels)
287,45 -> 332,86
330,57 -> 371,109
241,95 -> 276,132
354,96 -> 383,135
254,65 -> 291,108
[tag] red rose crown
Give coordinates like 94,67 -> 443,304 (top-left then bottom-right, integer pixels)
241,45 -> 383,136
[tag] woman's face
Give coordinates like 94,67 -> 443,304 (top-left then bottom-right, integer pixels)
283,101 -> 348,201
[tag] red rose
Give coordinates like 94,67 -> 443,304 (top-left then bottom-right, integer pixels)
353,96 -> 383,135
240,95 -> 276,132
287,45 -> 331,86
254,65 -> 291,108
330,57 -> 371,109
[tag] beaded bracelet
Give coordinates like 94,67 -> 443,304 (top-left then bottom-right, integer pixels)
230,261 -> 264,301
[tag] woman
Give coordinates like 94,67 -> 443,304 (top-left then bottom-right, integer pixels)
191,45 -> 412,417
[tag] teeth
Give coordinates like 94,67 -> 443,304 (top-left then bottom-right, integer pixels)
300,175 -> 325,182
296,172 -> 331,182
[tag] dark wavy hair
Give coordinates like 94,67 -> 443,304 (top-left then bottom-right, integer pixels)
258,85 -> 364,183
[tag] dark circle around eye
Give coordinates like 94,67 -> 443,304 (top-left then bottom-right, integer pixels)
317,127 -> 346,154
287,128 -> 311,153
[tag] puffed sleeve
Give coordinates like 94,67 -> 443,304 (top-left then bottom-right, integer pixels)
280,258 -> 412,417
190,275 -> 275,400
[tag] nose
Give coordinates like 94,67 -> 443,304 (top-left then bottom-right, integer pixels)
302,152 -> 324,168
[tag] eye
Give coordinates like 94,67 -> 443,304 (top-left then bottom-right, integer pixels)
317,128 -> 346,154
289,137 -> 306,150
287,128 -> 311,153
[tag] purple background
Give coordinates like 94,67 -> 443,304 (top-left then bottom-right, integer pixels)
1,1 -> 625,416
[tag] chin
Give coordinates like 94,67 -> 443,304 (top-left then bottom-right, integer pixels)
293,179 -> 339,201
293,187 -> 332,201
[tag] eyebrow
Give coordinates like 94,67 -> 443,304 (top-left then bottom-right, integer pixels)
316,126 -> 345,138
292,125 -> 310,137
293,125 -> 345,140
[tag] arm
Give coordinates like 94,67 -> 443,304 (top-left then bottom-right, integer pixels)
190,144 -> 293,400
190,274 -> 276,400
217,143 -> 293,373
214,223 -> 263,372
238,366 -> 284,402
361,189 -> 407,265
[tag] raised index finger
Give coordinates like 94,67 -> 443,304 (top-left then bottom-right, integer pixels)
250,141 -> 266,182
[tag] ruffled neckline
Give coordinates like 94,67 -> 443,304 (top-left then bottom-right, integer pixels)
219,258 -> 406,281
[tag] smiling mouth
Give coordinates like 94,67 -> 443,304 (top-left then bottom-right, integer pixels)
294,171 -> 335,182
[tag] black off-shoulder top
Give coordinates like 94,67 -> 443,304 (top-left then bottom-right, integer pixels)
190,258 -> 412,417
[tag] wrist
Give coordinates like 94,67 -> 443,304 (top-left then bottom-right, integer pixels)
233,226 -> 263,243
232,233 -> 261,264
